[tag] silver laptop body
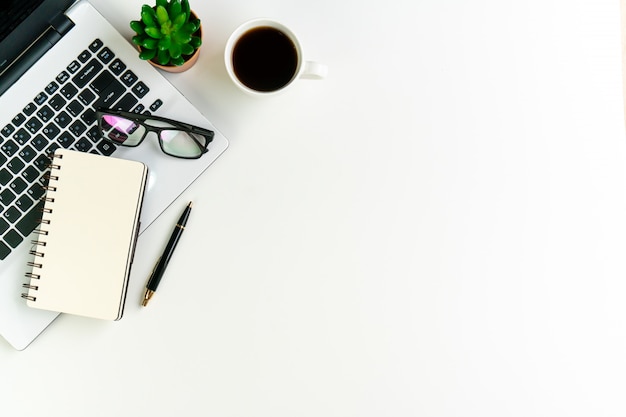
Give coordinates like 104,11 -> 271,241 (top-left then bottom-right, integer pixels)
0,0 -> 228,350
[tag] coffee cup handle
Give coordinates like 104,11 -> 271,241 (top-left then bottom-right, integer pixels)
301,61 -> 328,79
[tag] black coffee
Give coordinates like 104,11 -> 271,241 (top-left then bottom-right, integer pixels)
232,26 -> 298,92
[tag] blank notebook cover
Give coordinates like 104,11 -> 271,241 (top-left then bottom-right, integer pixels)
22,149 -> 148,320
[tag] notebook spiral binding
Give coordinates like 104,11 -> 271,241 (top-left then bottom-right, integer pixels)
21,153 -> 63,303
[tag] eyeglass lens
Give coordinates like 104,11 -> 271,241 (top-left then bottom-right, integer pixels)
101,114 -> 207,158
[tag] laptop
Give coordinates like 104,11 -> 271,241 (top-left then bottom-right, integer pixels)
0,0 -> 228,350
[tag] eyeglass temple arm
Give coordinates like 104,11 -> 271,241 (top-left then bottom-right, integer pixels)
97,108 -> 215,138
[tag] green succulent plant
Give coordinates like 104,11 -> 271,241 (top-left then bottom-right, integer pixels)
130,0 -> 202,66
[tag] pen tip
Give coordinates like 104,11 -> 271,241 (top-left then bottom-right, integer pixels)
188,201 -> 193,208
142,289 -> 154,307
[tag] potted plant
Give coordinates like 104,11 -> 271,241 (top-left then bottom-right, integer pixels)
130,0 -> 202,73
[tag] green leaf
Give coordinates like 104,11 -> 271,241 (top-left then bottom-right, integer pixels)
157,49 -> 170,65
156,0 -> 167,8
171,56 -> 185,66
132,35 -> 144,46
156,5 -> 169,26
173,13 -> 186,29
139,48 -> 157,61
158,36 -> 171,51
182,22 -> 196,33
142,38 -> 158,49
189,35 -> 202,49
181,43 -> 194,56
141,5 -> 156,26
145,27 -> 162,39
173,29 -> 191,44
182,0 -> 190,17
169,42 -> 182,59
169,0 -> 182,19
130,20 -> 145,35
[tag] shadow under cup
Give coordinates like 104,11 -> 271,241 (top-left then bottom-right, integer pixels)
225,20 -> 312,94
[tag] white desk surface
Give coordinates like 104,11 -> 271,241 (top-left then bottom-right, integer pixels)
3,0 -> 626,415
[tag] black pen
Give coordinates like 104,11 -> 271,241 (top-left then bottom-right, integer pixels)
142,201 -> 193,306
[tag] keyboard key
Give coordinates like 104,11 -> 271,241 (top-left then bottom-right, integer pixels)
33,154 -> 50,171
0,189 -> 16,206
1,124 -> 15,137
12,128 -> 30,145
0,241 -> 10,260
34,92 -> 47,105
97,47 -> 114,64
78,88 -> 96,105
109,58 -> 126,75
16,200 -> 44,237
3,206 -> 20,222
132,82 -> 149,98
48,94 -> 66,111
60,84 -> 78,99
27,183 -> 45,200
86,126 -> 100,142
45,81 -> 59,95
10,175 -> 27,194
54,111 -> 71,128
31,134 -> 48,151
25,117 -> 43,134
8,158 -> 25,175
69,120 -> 87,137
12,113 -> 26,126
0,168 -> 10,185
18,145 -> 36,163
15,195 -> 34,212
46,143 -> 60,155
56,70 -> 70,84
80,108 -> 97,125
21,165 -> 39,182
74,137 -> 92,152
4,229 -> 22,248
132,104 -> 145,113
36,105 -> 53,122
96,78 -> 125,108
114,93 -> 138,111
89,38 -> 103,52
0,219 -> 8,234
96,140 -> 116,156
23,102 -> 36,116
150,99 -> 163,112
57,131 -> 74,148
1,139 -> 18,157
67,100 -> 84,117
67,60 -> 80,73
73,58 -> 103,88
43,123 -> 61,140
90,71 -> 115,94
121,70 -> 138,87
78,49 -> 91,63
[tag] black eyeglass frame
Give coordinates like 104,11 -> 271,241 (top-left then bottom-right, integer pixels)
96,108 -> 215,159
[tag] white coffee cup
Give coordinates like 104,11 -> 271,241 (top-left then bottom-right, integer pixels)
224,18 -> 327,95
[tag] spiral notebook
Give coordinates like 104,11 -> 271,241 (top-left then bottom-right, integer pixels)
21,149 -> 148,320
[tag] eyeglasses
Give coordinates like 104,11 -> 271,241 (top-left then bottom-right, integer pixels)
96,108 -> 214,159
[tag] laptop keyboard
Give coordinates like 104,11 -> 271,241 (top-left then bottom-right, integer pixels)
0,38 -> 164,260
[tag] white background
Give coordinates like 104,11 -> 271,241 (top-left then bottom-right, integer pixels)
2,0 -> 626,416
